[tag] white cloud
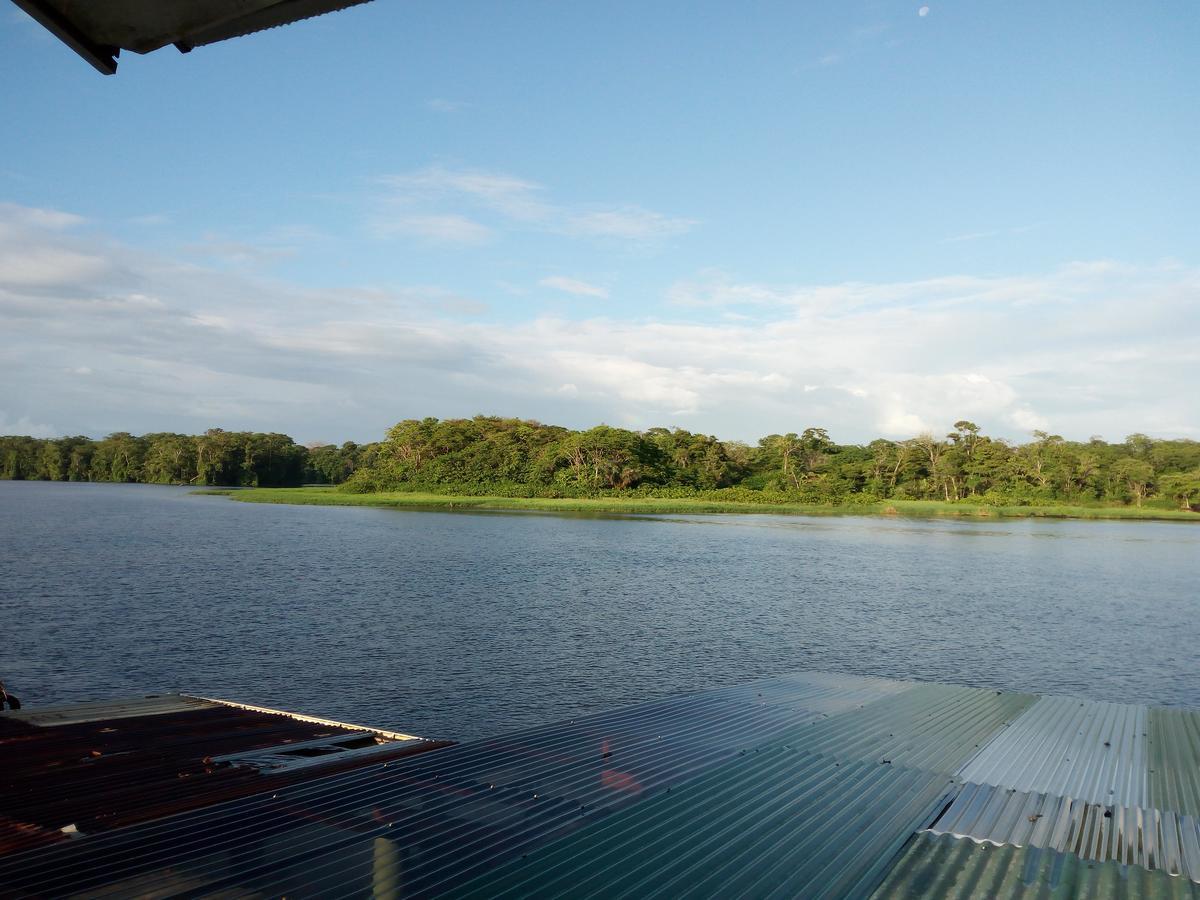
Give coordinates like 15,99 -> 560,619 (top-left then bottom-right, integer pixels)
539,352 -> 704,413
182,235 -> 298,267
2,201 -> 1198,444
807,20 -> 892,70
0,411 -> 56,438
380,166 -> 549,221
668,273 -> 790,308
369,213 -> 492,244
0,204 -> 113,289
539,276 -> 609,299
567,208 -> 697,240
866,373 -> 1047,438
0,244 -> 111,287
0,202 -> 84,230
187,313 -> 233,330
426,98 -> 467,113
878,408 -> 928,436
375,165 -> 695,244
941,222 -> 1045,244
942,229 -> 1001,243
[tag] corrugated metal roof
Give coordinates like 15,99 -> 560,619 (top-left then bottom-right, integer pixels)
958,695 -> 1150,808
870,832 -> 1200,899
1149,708 -> 1200,818
0,672 -> 919,897
455,752 -> 956,900
927,781 -> 1200,883
1,675 -> 1196,897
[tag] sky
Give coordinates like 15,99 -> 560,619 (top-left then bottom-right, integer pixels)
2,1 -> 1197,446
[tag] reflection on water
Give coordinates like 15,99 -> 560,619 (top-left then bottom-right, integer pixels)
2,481 -> 1197,742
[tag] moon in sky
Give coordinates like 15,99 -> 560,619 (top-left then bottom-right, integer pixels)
919,5 -> 930,15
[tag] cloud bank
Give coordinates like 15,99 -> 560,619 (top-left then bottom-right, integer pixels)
2,203 -> 1196,445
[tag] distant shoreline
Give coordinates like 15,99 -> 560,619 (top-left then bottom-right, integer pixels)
194,487 -> 1200,522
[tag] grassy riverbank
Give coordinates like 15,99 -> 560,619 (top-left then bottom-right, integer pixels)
194,487 -> 1200,521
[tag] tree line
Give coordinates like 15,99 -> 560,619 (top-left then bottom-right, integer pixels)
0,430 -> 364,488
347,417 -> 1200,510
3,417 -> 1199,509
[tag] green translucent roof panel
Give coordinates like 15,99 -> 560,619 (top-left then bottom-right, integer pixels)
1149,708 -> 1200,818
769,681 -> 1036,773
455,751 -> 956,900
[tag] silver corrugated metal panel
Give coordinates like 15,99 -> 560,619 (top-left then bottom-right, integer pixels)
871,832 -> 1200,899
0,672 -> 916,898
1150,708 -> 1200,818
771,683 -> 1036,774
958,695 -> 1150,808
927,781 -> 1200,883
455,752 -> 957,900
0,694 -> 216,727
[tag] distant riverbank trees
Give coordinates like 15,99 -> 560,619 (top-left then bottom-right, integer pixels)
0,430 -> 337,487
339,416 -> 1200,510
2,417 -> 1199,509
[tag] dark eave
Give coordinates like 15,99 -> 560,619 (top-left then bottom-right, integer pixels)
11,0 -> 374,74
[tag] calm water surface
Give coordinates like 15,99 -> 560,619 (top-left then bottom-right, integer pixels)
1,481 -> 1197,741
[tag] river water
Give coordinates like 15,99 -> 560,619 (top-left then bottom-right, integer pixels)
1,481 -> 1196,741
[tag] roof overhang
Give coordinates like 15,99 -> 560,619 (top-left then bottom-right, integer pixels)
11,0 -> 374,75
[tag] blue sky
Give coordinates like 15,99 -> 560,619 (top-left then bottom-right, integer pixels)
2,1 -> 1197,444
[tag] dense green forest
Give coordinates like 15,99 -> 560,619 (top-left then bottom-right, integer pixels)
0,430 -> 362,488
6,417 -> 1198,510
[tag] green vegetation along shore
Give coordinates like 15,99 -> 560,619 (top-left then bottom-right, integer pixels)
7,414 -> 1200,517
197,486 -> 1200,522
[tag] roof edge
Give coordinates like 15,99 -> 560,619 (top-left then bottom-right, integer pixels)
184,694 -> 424,742
11,0 -> 118,74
